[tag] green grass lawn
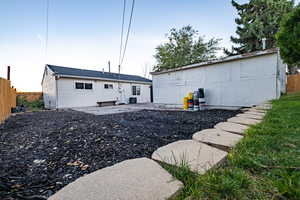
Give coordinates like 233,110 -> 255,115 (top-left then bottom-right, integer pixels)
166,92 -> 300,200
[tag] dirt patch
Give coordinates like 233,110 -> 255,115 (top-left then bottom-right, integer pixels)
0,109 -> 240,199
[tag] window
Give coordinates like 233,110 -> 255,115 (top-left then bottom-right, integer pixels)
104,84 -> 113,89
75,82 -> 93,90
75,82 -> 84,89
85,83 -> 93,90
132,85 -> 141,96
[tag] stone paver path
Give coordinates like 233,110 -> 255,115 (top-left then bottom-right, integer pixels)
237,113 -> 264,120
193,129 -> 243,150
255,104 -> 272,110
151,140 -> 227,174
214,122 -> 248,135
49,158 -> 183,200
248,108 -> 267,113
243,111 -> 266,117
228,116 -> 261,126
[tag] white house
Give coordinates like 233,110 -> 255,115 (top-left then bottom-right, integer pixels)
42,65 -> 152,109
151,49 -> 287,107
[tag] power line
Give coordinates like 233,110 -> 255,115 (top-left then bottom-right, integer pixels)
120,0 -> 135,66
118,0 -> 126,66
45,0 -> 49,61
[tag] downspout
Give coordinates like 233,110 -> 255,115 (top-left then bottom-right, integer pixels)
275,49 -> 280,99
55,75 -> 59,109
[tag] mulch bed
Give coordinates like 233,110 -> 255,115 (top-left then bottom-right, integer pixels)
0,109 -> 240,200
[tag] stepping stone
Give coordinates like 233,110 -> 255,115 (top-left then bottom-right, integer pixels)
237,113 -> 264,120
49,158 -> 183,200
214,122 -> 248,135
228,117 -> 261,126
151,140 -> 227,174
248,108 -> 266,113
240,107 -> 250,112
243,111 -> 265,117
255,105 -> 272,110
192,129 -> 243,150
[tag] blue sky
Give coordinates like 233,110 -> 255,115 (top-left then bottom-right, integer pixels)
0,0 -> 298,91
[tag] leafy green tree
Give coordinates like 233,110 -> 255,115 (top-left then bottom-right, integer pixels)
226,0 -> 294,55
276,5 -> 300,70
154,26 -> 221,72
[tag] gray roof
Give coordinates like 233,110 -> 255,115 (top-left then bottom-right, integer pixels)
47,65 -> 152,83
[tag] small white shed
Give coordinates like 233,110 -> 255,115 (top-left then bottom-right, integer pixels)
151,49 -> 286,107
42,65 -> 152,109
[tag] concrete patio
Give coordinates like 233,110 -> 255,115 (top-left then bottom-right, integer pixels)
71,103 -> 182,115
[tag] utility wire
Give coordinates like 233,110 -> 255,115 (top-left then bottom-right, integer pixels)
120,0 -> 135,66
118,0 -> 126,66
45,0 -> 49,61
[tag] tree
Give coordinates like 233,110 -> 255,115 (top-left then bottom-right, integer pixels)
226,0 -> 294,55
276,5 -> 300,72
153,26 -> 221,72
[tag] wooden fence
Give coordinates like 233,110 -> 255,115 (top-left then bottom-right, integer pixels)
17,92 -> 42,102
0,78 -> 16,122
287,73 -> 300,93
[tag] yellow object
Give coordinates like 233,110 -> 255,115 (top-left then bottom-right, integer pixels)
183,97 -> 188,110
188,92 -> 193,100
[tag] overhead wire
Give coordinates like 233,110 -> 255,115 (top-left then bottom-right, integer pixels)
120,0 -> 135,66
118,0 -> 127,66
45,0 -> 49,62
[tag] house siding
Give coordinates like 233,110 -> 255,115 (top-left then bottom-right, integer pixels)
42,67 -> 57,109
56,78 -> 151,108
152,53 -> 286,107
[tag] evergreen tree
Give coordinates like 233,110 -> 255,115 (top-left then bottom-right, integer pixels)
226,0 -> 294,55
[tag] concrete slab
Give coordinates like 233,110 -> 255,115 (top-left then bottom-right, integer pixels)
49,158 -> 183,200
237,113 -> 264,120
240,107 -> 250,112
72,103 -> 181,115
192,129 -> 243,150
214,122 -> 248,135
255,105 -> 272,110
72,105 -> 143,115
248,108 -> 267,113
243,111 -> 266,117
228,117 -> 261,126
151,140 -> 227,174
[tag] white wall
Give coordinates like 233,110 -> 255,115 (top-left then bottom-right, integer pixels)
56,78 -> 151,108
153,53 -> 286,107
42,67 -> 57,109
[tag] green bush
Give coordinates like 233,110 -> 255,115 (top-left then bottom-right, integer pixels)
16,96 -> 44,111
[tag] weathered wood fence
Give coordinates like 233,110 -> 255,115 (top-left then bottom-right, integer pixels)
17,92 -> 42,102
287,73 -> 300,93
0,78 -> 16,122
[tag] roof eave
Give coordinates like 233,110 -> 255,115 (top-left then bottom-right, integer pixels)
151,48 -> 278,75
57,74 -> 152,85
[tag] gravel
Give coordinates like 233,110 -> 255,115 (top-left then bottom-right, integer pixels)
0,109 -> 240,199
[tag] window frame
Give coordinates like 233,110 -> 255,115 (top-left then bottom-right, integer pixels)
84,83 -> 93,90
75,82 -> 84,89
104,84 -> 113,89
132,85 -> 141,96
